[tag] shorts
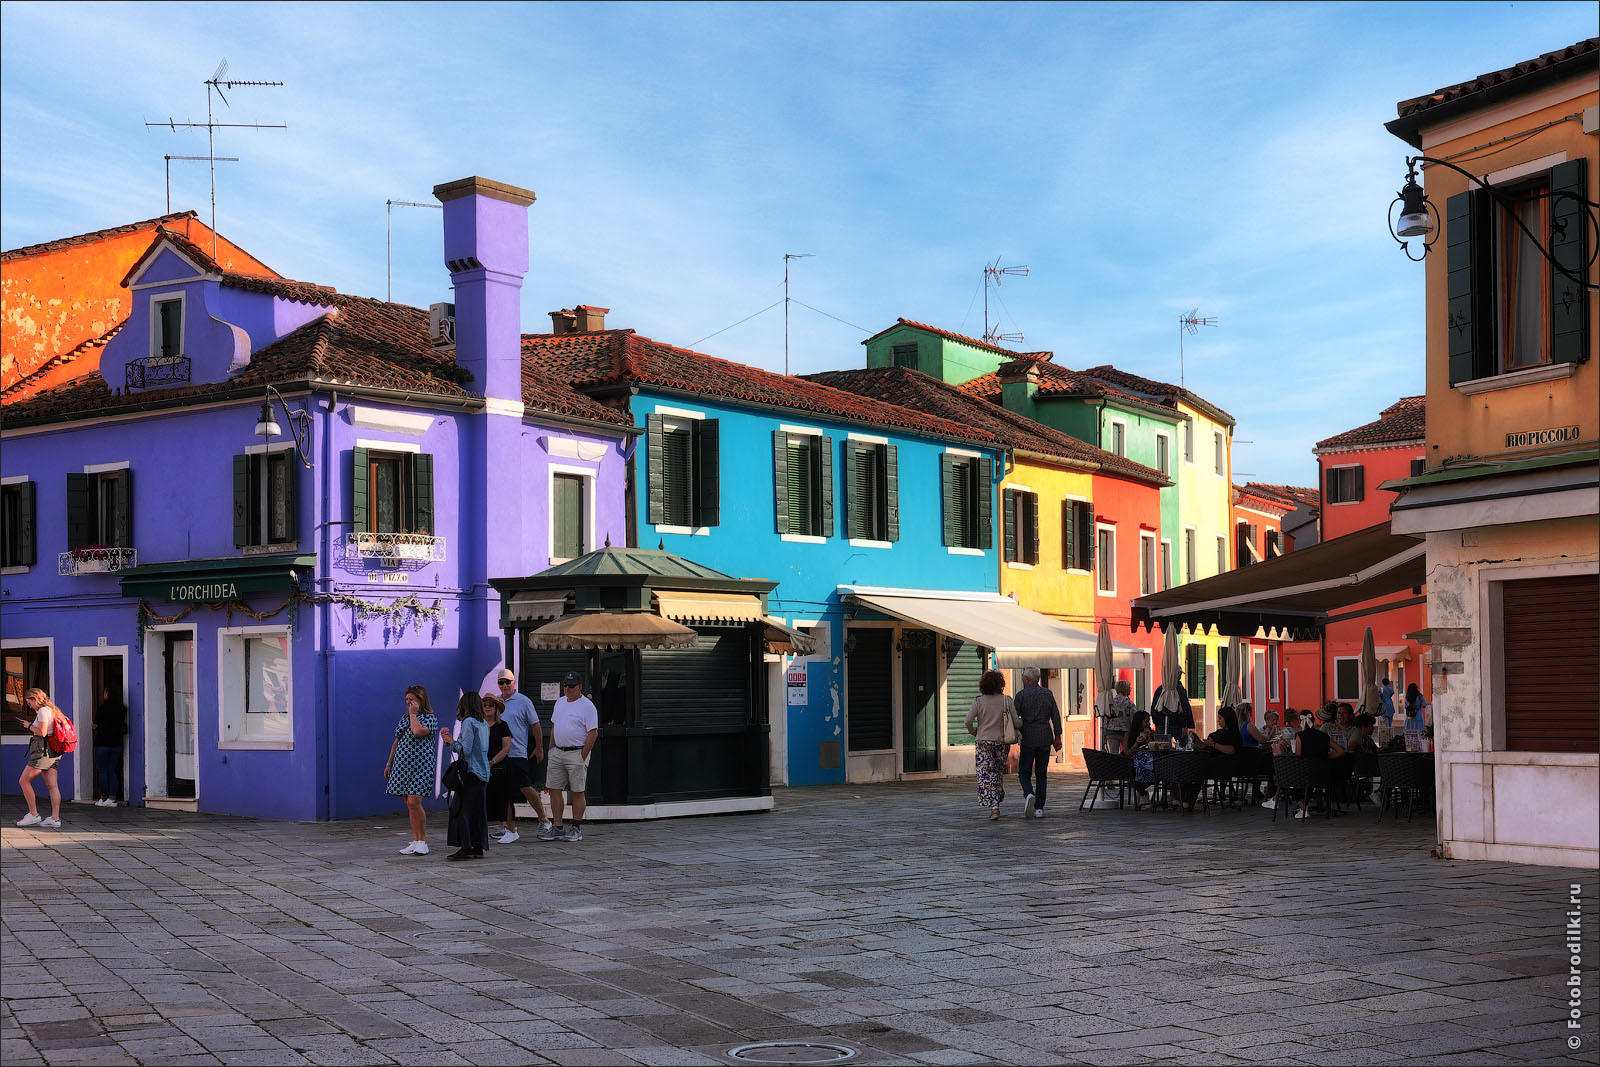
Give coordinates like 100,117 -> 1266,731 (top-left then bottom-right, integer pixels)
545,748 -> 588,793
500,756 -> 535,792
26,738 -> 60,771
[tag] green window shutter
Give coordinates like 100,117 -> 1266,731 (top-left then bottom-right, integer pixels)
785,437 -> 811,534
694,419 -> 720,526
940,454 -> 960,547
1352,466 -> 1364,502
553,474 -> 583,558
65,472 -> 88,550
661,429 -> 691,527
1024,492 -> 1039,565
646,414 -> 665,526
17,482 -> 36,566
112,468 -> 132,548
1062,499 -> 1076,569
1550,158 -> 1590,366
975,457 -> 993,550
351,446 -> 369,532
1082,503 -> 1094,573
818,435 -> 834,538
883,444 -> 899,542
283,454 -> 299,543
773,431 -> 791,534
233,455 -> 251,547
1446,190 -> 1491,385
411,453 -> 434,534
1002,489 -> 1017,562
844,444 -> 862,539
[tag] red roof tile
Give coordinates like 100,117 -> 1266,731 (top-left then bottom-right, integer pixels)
1245,482 -> 1320,510
0,323 -> 123,404
1395,38 -> 1597,121
1077,365 -> 1235,427
523,330 -> 997,444
862,317 -> 1051,361
962,360 -> 1157,409
1,211 -> 201,262
117,227 -> 229,288
1315,396 -> 1425,450
803,367 -> 1168,487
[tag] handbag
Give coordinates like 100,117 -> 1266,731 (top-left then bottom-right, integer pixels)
1000,699 -> 1018,745
442,758 -> 466,792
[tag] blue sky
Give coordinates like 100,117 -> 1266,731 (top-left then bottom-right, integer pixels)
2,2 -> 1593,486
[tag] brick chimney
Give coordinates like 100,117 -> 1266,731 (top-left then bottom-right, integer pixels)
548,305 -> 610,335
433,176 -> 536,402
995,358 -> 1040,414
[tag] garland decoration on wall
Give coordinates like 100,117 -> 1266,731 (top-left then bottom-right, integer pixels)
134,590 -> 443,645
136,594 -> 296,644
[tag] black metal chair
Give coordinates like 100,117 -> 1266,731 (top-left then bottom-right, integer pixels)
1080,748 -> 1136,811
1154,750 -> 1210,815
1376,753 -> 1423,822
1271,754 -> 1331,823
1238,746 -> 1275,807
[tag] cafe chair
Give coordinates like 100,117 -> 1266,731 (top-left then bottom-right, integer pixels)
1080,748 -> 1136,811
1376,753 -> 1423,823
1155,750 -> 1210,815
1271,754 -> 1331,823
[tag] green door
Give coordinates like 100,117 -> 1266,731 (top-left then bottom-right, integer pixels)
901,630 -> 939,772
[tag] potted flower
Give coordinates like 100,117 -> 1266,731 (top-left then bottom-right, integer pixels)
394,526 -> 433,561
71,543 -> 112,573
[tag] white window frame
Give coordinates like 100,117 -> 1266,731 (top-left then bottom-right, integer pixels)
846,432 -> 892,548
1095,522 -> 1117,597
1268,644 -> 1280,701
150,292 -> 185,359
218,625 -> 295,750
1217,534 -> 1228,576
1184,526 -> 1197,585
1213,429 -> 1225,476
1139,531 -> 1157,596
2,636 -> 54,746
1332,655 -> 1361,703
944,446 -> 985,556
1183,420 -> 1195,464
1160,538 -> 1173,591
1,475 -> 32,574
1107,418 -> 1128,458
779,425 -> 828,544
241,442 -> 299,550
548,462 -> 597,565
1064,495 -> 1092,574
1154,431 -> 1171,476
655,412 -> 712,537
1003,481 -> 1036,570
1326,463 -> 1362,506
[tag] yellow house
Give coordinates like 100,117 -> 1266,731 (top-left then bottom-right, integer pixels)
1385,38 -> 1598,867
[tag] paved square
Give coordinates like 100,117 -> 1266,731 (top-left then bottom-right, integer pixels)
3,778 -> 1594,1065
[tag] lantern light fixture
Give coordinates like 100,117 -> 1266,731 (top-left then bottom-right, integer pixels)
253,384 -> 314,468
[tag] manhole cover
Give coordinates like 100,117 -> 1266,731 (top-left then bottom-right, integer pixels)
406,929 -> 495,943
727,1041 -> 857,1064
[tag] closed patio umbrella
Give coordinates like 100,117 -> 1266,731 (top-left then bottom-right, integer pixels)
1155,626 -> 1184,718
1220,635 -> 1244,707
1358,625 -> 1382,718
527,611 -> 700,651
1094,619 -> 1115,719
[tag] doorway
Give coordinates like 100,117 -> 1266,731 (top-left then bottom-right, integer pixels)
73,648 -> 128,805
900,630 -> 939,773
164,632 -> 197,799
88,656 -> 126,802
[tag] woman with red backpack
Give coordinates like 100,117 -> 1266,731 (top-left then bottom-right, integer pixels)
16,688 -> 68,828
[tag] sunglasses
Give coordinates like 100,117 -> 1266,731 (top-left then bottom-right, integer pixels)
497,679 -> 514,686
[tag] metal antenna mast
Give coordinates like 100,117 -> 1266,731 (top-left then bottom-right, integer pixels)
386,200 -> 444,302
147,59 -> 285,256
783,252 -> 814,375
983,258 -> 1029,345
164,154 -> 237,213
1178,308 -> 1218,388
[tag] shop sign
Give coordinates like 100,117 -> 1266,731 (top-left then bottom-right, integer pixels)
787,663 -> 809,706
1505,425 -> 1580,449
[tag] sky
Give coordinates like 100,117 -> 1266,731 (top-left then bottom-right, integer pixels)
2,1 -> 1594,487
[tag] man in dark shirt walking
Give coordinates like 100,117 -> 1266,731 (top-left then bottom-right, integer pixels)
1013,667 -> 1063,819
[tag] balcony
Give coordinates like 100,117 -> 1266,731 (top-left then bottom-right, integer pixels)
125,355 -> 191,391
345,531 -> 446,566
59,546 -> 138,576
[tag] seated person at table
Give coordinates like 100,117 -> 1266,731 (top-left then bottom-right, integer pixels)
1291,707 -> 1347,820
1267,710 -> 1297,755
1236,703 -> 1261,747
1125,712 -> 1155,797
1192,706 -> 1243,755
1333,703 -> 1362,750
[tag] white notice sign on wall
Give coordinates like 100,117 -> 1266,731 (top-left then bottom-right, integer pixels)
787,664 -> 808,706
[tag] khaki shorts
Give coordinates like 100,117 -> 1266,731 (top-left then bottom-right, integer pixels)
26,738 -> 60,771
545,748 -> 588,793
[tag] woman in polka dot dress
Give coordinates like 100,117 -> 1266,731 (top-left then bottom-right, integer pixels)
384,684 -> 439,855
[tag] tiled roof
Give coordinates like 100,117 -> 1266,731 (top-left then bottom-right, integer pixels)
1077,365 -> 1235,427
1246,482 -> 1320,510
962,359 -> 1153,408
862,317 -> 1050,361
522,330 -> 996,445
118,227 -> 228,287
1396,38 -> 1597,120
803,367 -> 1168,487
1235,482 -> 1299,512
1315,396 -> 1426,450
0,323 -> 123,404
1,211 -> 201,262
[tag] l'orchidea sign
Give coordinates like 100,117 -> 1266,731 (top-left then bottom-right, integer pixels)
1505,425 -> 1580,449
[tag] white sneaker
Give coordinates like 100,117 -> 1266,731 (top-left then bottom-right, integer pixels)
16,813 -> 42,827
41,817 -> 61,828
1032,809 -> 1045,819
538,820 -> 553,836
1293,808 -> 1309,820
105,799 -> 118,808
399,841 -> 422,855
1024,794 -> 1036,819
94,798 -> 107,807
498,830 -> 520,844
411,841 -> 429,855
1260,797 -> 1277,809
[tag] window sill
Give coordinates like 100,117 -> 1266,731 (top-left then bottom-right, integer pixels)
847,538 -> 893,550
780,534 -> 827,545
1,735 -> 31,746
1456,361 -> 1578,396
243,542 -> 300,555
1096,587 -> 1118,598
947,547 -> 984,557
1064,567 -> 1092,575
1,565 -> 28,576
1006,562 -> 1035,571
219,740 -> 295,751
657,524 -> 711,537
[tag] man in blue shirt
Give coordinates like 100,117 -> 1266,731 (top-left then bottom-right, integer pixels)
1379,678 -> 1397,722
492,669 -> 549,844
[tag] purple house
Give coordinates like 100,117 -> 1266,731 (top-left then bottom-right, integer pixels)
0,176 -> 632,820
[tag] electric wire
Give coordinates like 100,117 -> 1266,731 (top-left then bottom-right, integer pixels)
687,300 -> 783,349
791,299 -> 869,334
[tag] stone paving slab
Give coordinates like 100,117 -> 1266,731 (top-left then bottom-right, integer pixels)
3,778 -> 1596,1066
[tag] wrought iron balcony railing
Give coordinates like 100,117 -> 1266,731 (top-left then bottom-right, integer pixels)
59,547 -> 138,576
345,531 -> 447,565
125,355 -> 191,390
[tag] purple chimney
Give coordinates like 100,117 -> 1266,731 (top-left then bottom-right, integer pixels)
433,176 -> 537,403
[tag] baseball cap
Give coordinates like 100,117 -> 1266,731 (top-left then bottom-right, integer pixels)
562,671 -> 583,687
496,669 -> 515,683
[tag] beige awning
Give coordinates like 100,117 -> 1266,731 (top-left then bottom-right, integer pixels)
764,617 -> 819,656
506,591 -> 570,623
654,590 -> 765,624
526,611 -> 699,651
841,588 -> 1147,669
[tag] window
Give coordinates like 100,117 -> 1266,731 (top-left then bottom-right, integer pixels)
152,294 -> 184,359
1160,539 -> 1172,590
3,646 -> 48,739
891,343 -> 919,368
647,413 -> 720,529
1217,535 -> 1228,575
1183,420 -> 1194,462
352,448 -> 433,535
1236,522 -> 1259,568
1155,434 -> 1170,476
1333,657 -> 1360,702
233,452 -> 298,548
1268,643 -> 1280,700
845,440 -> 898,543
66,467 -> 132,550
220,629 -> 293,747
941,452 -> 993,550
1410,458 -> 1426,478
1326,465 -> 1364,504
1184,527 -> 1197,585
1265,529 -> 1281,558
774,430 -> 832,539
552,472 -> 588,561
1139,532 -> 1157,595
1217,644 -> 1230,700
1061,499 -> 1093,571
1109,421 -> 1126,457
1,481 -> 36,569
1213,430 -> 1225,475
1002,488 -> 1039,565
1185,643 -> 1207,703
1446,159 -> 1588,384
1498,573 -> 1598,753
1096,524 -> 1116,595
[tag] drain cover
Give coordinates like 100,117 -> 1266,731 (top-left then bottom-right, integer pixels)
727,1041 -> 857,1064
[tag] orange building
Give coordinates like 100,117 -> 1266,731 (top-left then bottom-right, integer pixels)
1229,482 -> 1298,718
1,211 -> 273,401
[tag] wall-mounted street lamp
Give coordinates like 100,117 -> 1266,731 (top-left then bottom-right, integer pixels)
1388,154 -> 1599,291
253,384 -> 313,468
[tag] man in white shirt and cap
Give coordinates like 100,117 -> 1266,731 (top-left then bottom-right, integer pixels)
538,671 -> 599,842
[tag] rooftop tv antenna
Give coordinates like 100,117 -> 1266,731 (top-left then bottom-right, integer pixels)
983,258 -> 1028,346
387,199 -> 443,302
784,252 -> 814,374
164,154 -> 237,214
147,59 -> 286,256
1178,308 -> 1218,388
